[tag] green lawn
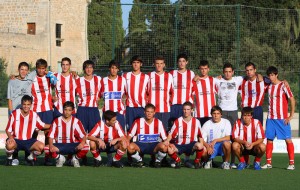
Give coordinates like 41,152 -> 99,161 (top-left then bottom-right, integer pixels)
0,152 -> 299,190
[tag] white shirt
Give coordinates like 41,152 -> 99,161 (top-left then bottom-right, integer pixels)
201,118 -> 232,143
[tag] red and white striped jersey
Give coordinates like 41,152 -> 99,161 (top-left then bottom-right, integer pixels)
123,72 -> 149,108
267,82 -> 293,119
232,118 -> 265,143
76,76 -> 102,107
100,76 -> 127,114
239,79 -> 267,108
192,77 -> 217,118
6,109 -> 45,140
169,117 -> 202,145
31,75 -> 53,112
147,72 -> 173,112
49,116 -> 86,143
129,118 -> 167,140
54,73 -> 77,114
170,70 -> 195,105
88,120 -> 125,143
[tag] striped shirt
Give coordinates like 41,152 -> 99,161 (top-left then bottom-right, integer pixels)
232,118 -> 265,143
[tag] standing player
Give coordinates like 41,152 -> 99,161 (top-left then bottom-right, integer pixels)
147,56 -> 173,130
53,57 -> 77,118
193,60 -> 217,126
232,107 -> 266,170
47,101 -> 89,167
88,110 -> 128,168
100,60 -> 127,130
262,66 -> 296,170
5,95 -> 50,166
123,55 -> 149,131
127,104 -> 169,167
201,106 -> 232,169
169,53 -> 195,126
75,60 -> 102,132
166,102 -> 204,169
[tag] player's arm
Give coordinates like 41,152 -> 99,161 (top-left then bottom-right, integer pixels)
211,135 -> 230,146
41,124 -> 51,130
76,135 -> 87,150
87,135 -> 106,149
250,138 -> 264,148
7,99 -> 13,115
232,137 -> 248,146
285,96 -> 295,125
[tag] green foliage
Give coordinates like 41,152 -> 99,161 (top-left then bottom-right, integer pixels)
0,57 -> 9,106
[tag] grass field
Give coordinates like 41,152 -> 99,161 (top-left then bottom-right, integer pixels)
0,152 -> 299,190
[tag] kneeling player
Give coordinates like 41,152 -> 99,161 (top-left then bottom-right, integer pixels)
232,107 -> 266,170
166,101 -> 204,169
127,103 -> 169,168
88,110 -> 128,168
5,95 -> 50,166
201,106 -> 232,169
46,101 -> 89,167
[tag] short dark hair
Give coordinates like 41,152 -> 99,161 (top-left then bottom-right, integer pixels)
153,55 -> 165,63
18,62 -> 29,70
63,101 -> 75,110
241,107 -> 253,116
103,110 -> 117,121
210,106 -> 223,115
21,95 -> 33,104
176,53 -> 188,62
83,60 -> 95,70
61,57 -> 71,65
130,55 -> 143,64
183,101 -> 193,109
245,62 -> 256,69
199,60 -> 209,68
266,66 -> 278,76
223,62 -> 234,71
36,59 -> 47,68
145,103 -> 156,111
108,60 -> 120,69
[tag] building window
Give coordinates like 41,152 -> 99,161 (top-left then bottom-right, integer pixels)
27,23 -> 36,35
56,24 -> 63,47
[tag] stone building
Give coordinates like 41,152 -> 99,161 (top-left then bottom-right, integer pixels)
0,0 -> 91,74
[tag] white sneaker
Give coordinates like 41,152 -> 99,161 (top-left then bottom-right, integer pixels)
12,159 -> 19,166
56,155 -> 66,167
204,160 -> 212,169
170,160 -> 176,168
287,165 -> 295,170
222,162 -> 230,170
230,163 -> 237,169
261,163 -> 272,169
72,157 -> 80,168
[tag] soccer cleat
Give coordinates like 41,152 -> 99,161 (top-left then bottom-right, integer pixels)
222,162 -> 230,170
230,163 -> 237,169
185,161 -> 195,169
72,158 -> 80,168
170,160 -> 176,168
12,159 -> 19,166
287,165 -> 295,170
26,158 -> 35,166
194,162 -> 201,169
154,161 -> 162,168
93,159 -> 102,167
5,159 -> 13,166
253,162 -> 261,170
237,162 -> 246,170
56,155 -> 66,167
136,161 -> 146,168
174,161 -> 181,169
261,163 -> 272,169
161,157 -> 169,167
112,161 -> 124,168
204,160 -> 212,169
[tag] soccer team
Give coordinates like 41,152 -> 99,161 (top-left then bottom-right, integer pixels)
5,54 -> 296,170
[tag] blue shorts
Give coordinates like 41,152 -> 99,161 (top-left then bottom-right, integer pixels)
175,141 -> 196,155
155,112 -> 170,132
210,142 -> 226,159
37,110 -> 54,124
126,107 -> 145,131
54,143 -> 79,155
99,143 -> 116,154
135,142 -> 159,155
266,119 -> 291,140
76,106 -> 101,133
14,139 -> 38,154
116,112 -> 126,131
253,106 -> 263,125
197,117 -> 211,126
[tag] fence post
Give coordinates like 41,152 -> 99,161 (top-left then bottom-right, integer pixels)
174,2 -> 179,69
235,4 -> 241,69
111,1 -> 117,59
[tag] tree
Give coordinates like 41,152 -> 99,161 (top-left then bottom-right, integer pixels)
0,57 -> 9,106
